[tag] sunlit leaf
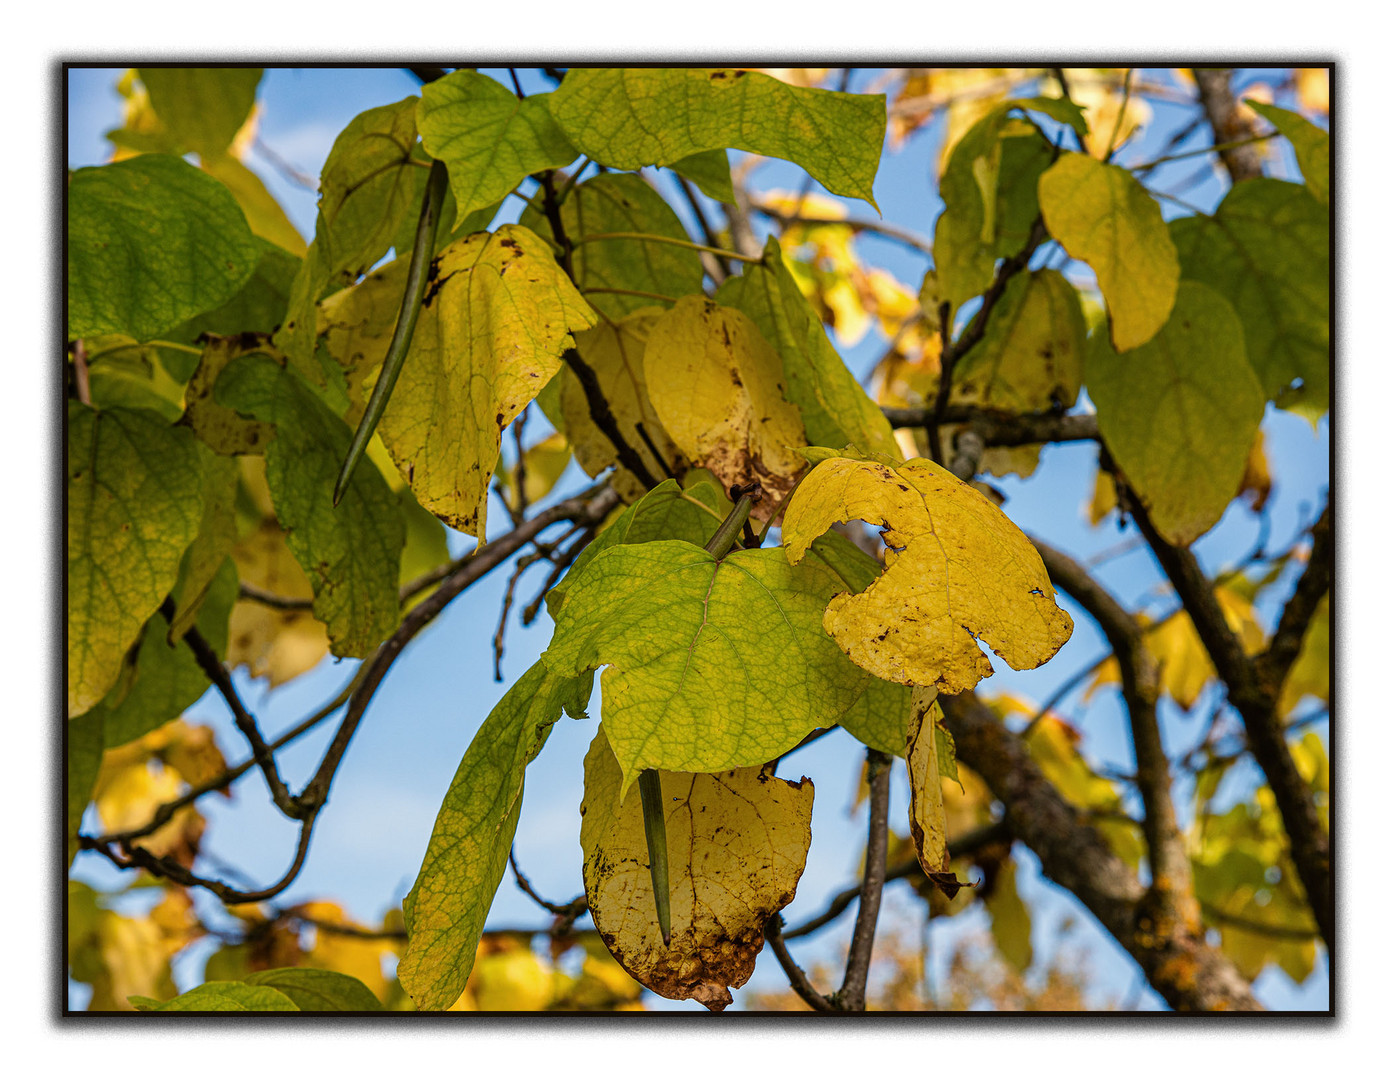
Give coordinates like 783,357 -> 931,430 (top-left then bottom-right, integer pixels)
550,68 -> 885,208
200,152 -> 307,255
137,67 -> 262,157
68,403 -> 210,716
985,855 -> 1033,972
907,689 -> 950,878
1086,282 -> 1265,546
579,728 -> 813,1011
69,156 -> 261,342
1248,101 -> 1329,206
782,449 -> 1073,691
377,225 -> 595,539
399,661 -> 594,1011
1038,152 -> 1179,350
1278,592 -> 1329,717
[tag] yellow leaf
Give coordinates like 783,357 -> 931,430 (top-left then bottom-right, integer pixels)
1278,592 -> 1329,717
295,901 -> 393,1002
561,310 -> 686,500
378,225 -> 595,539
907,689 -> 949,877
579,729 -> 813,1012
468,949 -> 556,1012
1087,468 -> 1118,527
315,252 -> 410,421
783,451 -> 1073,691
227,517 -> 330,687
200,152 -> 307,256
1038,153 -> 1180,351
642,296 -> 807,518
495,431 -> 575,513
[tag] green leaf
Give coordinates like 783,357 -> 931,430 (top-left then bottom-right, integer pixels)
1085,281 -> 1265,546
167,455 -> 240,641
1248,101 -> 1329,206
950,268 -> 1087,412
550,69 -> 885,209
102,559 -> 238,748
68,156 -> 261,342
933,101 -> 1078,314
985,856 -> 1033,972
137,68 -> 262,157
399,660 -> 594,1011
1170,179 -> 1329,419
672,149 -> 735,203
131,981 -> 300,1011
166,242 -> 301,347
67,707 -> 105,867
215,355 -> 404,657
68,403 -> 210,716
377,225 -> 596,539
1038,152 -> 1179,350
716,237 -> 900,460
243,968 -> 383,1011
418,72 -> 578,227
519,172 -> 704,319
542,539 -> 875,790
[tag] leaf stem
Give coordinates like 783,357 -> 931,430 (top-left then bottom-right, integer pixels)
333,156 -> 449,506
574,231 -> 762,265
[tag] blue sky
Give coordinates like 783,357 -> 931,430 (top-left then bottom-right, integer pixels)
66,65 -> 1330,1011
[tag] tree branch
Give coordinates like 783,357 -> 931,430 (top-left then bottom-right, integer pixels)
1257,499 -> 1332,697
883,404 -> 1098,449
763,914 -> 837,1012
939,690 -> 1261,1010
1191,68 -> 1264,183
838,748 -> 892,1011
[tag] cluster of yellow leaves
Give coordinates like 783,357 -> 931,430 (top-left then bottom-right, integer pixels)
443,932 -> 645,1012
69,882 -> 202,1011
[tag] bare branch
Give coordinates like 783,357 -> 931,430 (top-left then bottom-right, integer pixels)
1191,68 -> 1264,183
838,749 -> 891,1011
763,915 -> 836,1012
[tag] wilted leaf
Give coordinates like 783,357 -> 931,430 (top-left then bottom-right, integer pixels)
782,450 -> 1073,691
542,539 -> 876,790
1038,152 -> 1179,351
1086,282 -> 1265,546
419,71 -> 578,227
216,354 -> 404,657
399,661 -> 594,1011
1170,179 -> 1329,419
138,67 -> 262,157
1248,101 -> 1329,206
377,225 -> 595,539
716,237 -> 900,460
519,172 -> 704,319
68,403 -> 210,716
550,68 -> 885,208
579,728 -> 813,1011
642,296 -> 807,517
69,156 -> 261,342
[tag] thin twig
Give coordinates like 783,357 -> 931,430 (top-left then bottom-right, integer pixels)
237,582 -> 313,611
763,915 -> 836,1012
509,848 -> 587,918
574,231 -> 761,265
838,749 -> 891,1011
1103,68 -> 1136,162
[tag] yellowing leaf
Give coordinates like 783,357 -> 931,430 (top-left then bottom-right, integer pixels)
399,661 -> 594,1011
907,689 -> 950,878
137,67 -> 262,158
1086,282 -> 1265,546
716,237 -> 900,461
642,296 -> 807,518
561,310 -> 686,500
495,431 -> 574,513
519,172 -> 705,319
314,252 -> 410,419
227,517 -> 330,687
1038,153 -> 1179,351
216,355 -> 405,657
378,225 -> 596,539
469,948 -> 556,1011
1278,592 -> 1329,717
200,152 -> 307,255
1248,101 -> 1329,206
579,728 -> 813,1011
418,71 -> 578,227
1170,179 -> 1329,419
984,855 -> 1033,972
950,268 -> 1086,413
542,540 -> 877,790
550,68 -> 885,209
68,403 -> 210,716
782,451 -> 1073,691
181,333 -> 279,456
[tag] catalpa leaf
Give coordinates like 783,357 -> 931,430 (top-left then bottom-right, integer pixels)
227,516 -> 330,687
907,688 -> 951,879
243,968 -> 383,1011
519,172 -> 704,319
1170,179 -> 1328,419
68,156 -> 261,342
399,661 -> 594,1011
216,354 -> 404,657
542,539 -> 876,790
672,148 -> 735,203
580,728 -> 813,1012
200,153 -> 307,256
1248,101 -> 1329,206
562,310 -> 687,501
131,981 -> 299,1011
167,455 -> 240,641
181,333 -> 279,456
377,225 -> 596,539
782,449 -> 1073,691
418,71 -> 578,227
166,241 -> 301,345
643,296 -> 807,518
68,403 -> 210,716
1038,152 -> 1179,351
950,268 -> 1087,413
550,68 -> 885,209
137,67 -> 262,157
716,237 -> 900,460
1086,282 -> 1265,546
